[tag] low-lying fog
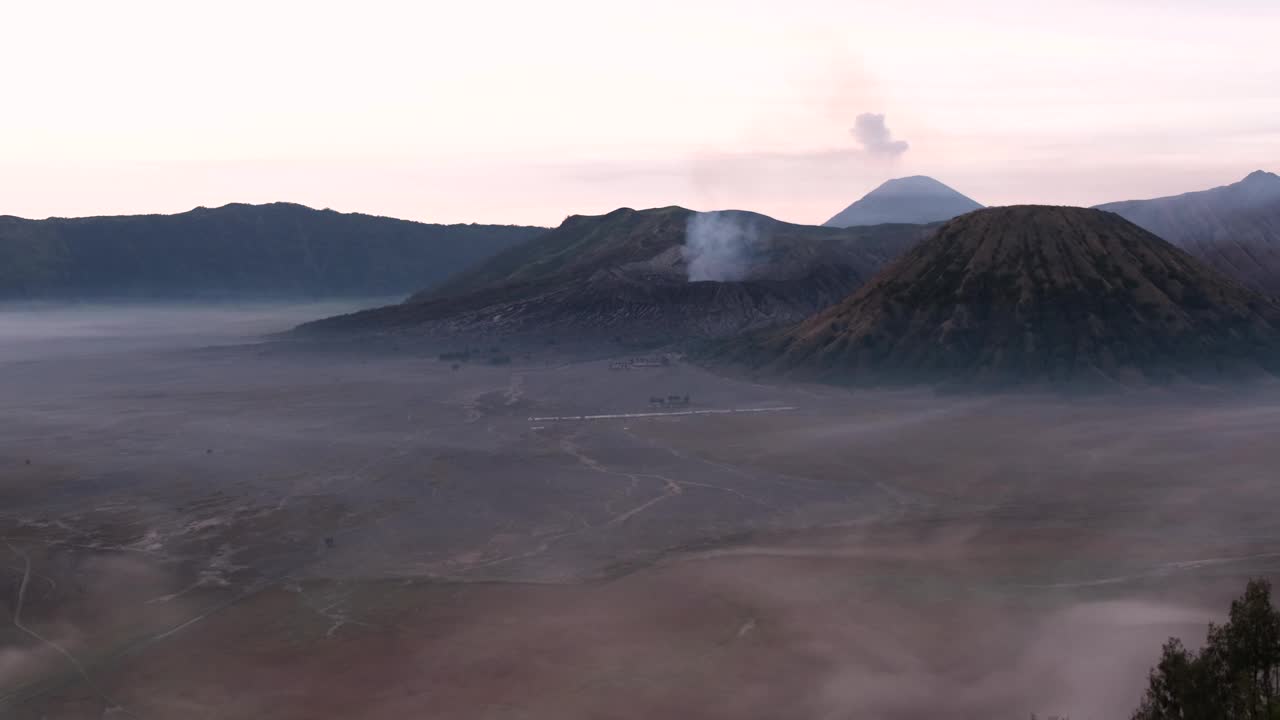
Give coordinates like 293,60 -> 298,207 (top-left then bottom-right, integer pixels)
2,303 -> 1279,719
0,300 -> 395,362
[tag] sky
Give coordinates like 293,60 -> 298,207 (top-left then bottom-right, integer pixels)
3,0 -> 1278,226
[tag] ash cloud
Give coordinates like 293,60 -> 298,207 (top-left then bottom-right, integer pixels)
853,112 -> 909,157
682,212 -> 765,282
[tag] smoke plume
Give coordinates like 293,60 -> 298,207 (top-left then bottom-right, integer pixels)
682,212 -> 764,282
853,112 -> 909,157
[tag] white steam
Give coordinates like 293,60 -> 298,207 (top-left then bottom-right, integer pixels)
682,212 -> 764,282
853,112 -> 909,157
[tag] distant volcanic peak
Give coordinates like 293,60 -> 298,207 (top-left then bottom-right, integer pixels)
1244,169 -> 1280,183
824,175 -> 983,228
875,175 -> 969,196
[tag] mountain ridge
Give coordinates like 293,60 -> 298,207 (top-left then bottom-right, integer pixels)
1095,171 -> 1280,295
0,203 -> 545,299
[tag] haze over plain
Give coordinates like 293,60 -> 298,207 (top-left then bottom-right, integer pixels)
4,2 -> 1280,719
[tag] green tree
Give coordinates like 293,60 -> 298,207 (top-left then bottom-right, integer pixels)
1225,580 -> 1280,718
1133,579 -> 1280,720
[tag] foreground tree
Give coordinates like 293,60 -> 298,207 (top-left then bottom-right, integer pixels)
1133,579 -> 1280,719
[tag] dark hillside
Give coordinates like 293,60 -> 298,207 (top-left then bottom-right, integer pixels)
299,207 -> 935,346
0,203 -> 543,299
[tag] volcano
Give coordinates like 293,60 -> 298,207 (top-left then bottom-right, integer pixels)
728,206 -> 1280,386
824,176 -> 983,228
297,206 -> 934,347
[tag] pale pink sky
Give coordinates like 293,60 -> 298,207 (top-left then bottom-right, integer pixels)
4,0 -> 1278,226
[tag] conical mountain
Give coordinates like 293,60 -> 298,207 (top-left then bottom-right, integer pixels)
1095,170 -> 1280,295
732,206 -> 1280,386
824,176 -> 983,228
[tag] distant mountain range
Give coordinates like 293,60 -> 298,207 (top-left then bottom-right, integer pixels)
824,176 -> 983,227
717,206 -> 1280,386
298,175 -> 1280,386
1096,170 -> 1280,296
0,203 -> 544,300
296,207 -> 933,345
11,171 -> 1280,388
